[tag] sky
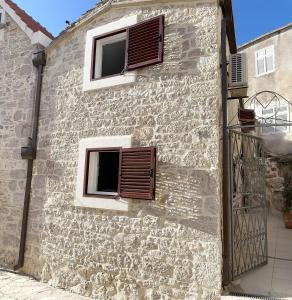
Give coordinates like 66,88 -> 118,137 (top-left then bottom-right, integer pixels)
12,0 -> 98,36
11,0 -> 292,46
233,0 -> 292,46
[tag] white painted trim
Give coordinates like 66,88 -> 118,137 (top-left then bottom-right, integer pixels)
0,0 -> 52,47
87,151 -> 100,194
31,31 -> 52,47
94,31 -> 126,79
83,15 -> 137,91
75,135 -> 132,211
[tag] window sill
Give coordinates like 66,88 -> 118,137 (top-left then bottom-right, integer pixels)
83,72 -> 136,91
75,195 -> 129,211
256,70 -> 275,78
83,192 -> 119,199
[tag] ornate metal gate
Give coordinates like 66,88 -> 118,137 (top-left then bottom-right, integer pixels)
229,130 -> 268,279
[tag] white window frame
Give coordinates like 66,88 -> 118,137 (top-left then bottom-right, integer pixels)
75,135 -> 132,211
255,45 -> 275,77
93,32 -> 127,79
83,15 -> 137,91
86,150 -> 119,196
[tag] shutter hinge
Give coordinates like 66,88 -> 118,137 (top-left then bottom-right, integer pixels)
149,168 -> 154,178
159,34 -> 163,42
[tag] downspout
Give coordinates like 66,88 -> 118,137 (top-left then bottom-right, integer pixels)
220,16 -> 232,285
14,48 -> 46,271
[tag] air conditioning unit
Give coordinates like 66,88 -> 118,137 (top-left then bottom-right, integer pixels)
228,53 -> 248,98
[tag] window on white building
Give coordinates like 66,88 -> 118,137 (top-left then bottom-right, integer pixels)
261,105 -> 289,134
255,46 -> 275,76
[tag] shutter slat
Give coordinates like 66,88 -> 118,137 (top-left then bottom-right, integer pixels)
118,147 -> 156,200
128,51 -> 160,63
126,15 -> 164,71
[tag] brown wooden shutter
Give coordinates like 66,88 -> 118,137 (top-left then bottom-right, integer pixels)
125,15 -> 164,71
118,147 -> 156,200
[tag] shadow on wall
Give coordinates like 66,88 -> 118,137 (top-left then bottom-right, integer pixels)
42,161 -> 221,239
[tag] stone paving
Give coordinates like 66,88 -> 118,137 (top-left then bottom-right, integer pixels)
0,270 -> 90,300
2,269 -> 291,300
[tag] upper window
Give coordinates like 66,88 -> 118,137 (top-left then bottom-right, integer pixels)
92,32 -> 127,80
83,15 -> 164,91
255,46 -> 275,76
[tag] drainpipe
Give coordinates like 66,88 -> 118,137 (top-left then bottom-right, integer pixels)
220,17 -> 232,286
14,48 -> 46,271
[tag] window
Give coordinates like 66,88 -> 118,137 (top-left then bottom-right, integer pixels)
83,15 -> 164,91
261,105 -> 289,134
85,149 -> 120,196
92,32 -> 127,80
76,136 -> 157,211
255,46 -> 275,76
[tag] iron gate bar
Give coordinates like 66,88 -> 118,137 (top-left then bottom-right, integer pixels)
229,129 -> 268,280
228,90 -> 292,129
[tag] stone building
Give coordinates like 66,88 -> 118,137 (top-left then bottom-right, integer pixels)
0,0 -> 52,268
0,0 -> 239,299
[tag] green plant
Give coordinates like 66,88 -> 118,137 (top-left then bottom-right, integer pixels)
283,187 -> 292,213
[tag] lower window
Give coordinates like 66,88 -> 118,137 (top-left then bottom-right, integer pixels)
85,149 -> 120,196
83,146 -> 157,201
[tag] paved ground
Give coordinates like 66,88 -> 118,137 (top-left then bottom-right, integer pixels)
0,270 -> 90,300
1,269 -> 291,300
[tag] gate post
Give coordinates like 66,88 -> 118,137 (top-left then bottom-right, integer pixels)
221,18 -> 232,286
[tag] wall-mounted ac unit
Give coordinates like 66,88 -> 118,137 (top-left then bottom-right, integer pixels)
228,53 -> 248,98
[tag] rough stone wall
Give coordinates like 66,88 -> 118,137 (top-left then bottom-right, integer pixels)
26,1 -> 223,298
0,12 -> 37,267
266,158 -> 285,212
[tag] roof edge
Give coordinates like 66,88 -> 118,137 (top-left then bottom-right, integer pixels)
48,0 -> 236,52
0,0 -> 53,47
221,0 -> 237,54
238,23 -> 292,51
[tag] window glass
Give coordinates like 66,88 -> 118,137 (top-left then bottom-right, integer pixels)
101,40 -> 126,77
257,58 -> 265,75
275,107 -> 288,132
261,105 -> 289,134
266,55 -> 274,73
